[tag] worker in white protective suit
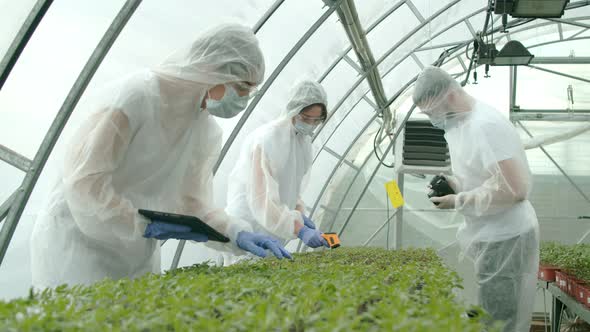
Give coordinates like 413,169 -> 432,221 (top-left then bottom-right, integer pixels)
30,24 -> 291,289
413,66 -> 540,332
226,80 -> 330,250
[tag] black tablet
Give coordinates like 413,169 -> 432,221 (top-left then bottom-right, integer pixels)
138,209 -> 230,243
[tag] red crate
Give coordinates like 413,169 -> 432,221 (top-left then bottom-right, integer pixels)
573,281 -> 588,304
576,283 -> 590,309
555,271 -> 568,293
538,265 -> 560,282
567,275 -> 576,297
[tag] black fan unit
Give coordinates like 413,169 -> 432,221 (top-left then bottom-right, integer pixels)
401,120 -> 450,168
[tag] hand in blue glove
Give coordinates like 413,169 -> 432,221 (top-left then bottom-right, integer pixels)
298,226 -> 329,248
302,214 -> 316,229
143,221 -> 208,242
236,232 -> 292,259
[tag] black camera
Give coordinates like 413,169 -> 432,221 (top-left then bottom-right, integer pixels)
427,175 -> 455,205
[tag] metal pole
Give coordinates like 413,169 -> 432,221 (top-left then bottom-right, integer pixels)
362,209 -> 399,247
0,0 -> 142,267
172,0 -> 344,269
0,0 -> 53,90
0,144 -> 32,172
394,173 -> 404,249
546,18 -> 590,30
518,122 -> 590,205
252,0 -> 285,34
509,66 -> 517,110
527,64 -> 590,84
530,57 -> 590,64
386,190 -> 390,250
0,191 -> 18,223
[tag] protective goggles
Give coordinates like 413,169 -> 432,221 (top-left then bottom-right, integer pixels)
297,112 -> 326,125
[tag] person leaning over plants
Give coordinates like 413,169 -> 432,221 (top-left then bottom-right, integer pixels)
225,80 -> 330,252
413,66 -> 540,332
30,24 -> 291,289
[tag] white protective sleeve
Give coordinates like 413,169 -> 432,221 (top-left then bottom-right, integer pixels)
245,144 -> 302,240
177,129 -> 253,250
62,109 -> 152,258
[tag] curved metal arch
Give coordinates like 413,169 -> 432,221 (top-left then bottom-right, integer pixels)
0,0 -> 53,91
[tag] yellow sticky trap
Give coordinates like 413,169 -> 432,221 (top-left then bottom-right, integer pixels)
385,180 -> 404,208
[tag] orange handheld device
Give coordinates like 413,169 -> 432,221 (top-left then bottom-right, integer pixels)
321,233 -> 341,249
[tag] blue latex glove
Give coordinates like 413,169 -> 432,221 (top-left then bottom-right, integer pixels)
236,232 -> 292,259
298,226 -> 329,248
143,221 -> 208,242
302,214 -> 316,229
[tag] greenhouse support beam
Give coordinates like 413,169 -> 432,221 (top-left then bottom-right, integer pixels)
530,57 -> 590,64
465,19 -> 477,37
410,53 -> 424,68
0,144 -> 32,172
362,209 -> 400,247
0,0 -> 53,91
518,122 -> 590,205
0,191 -> 17,223
363,96 -> 378,110
569,28 -> 588,39
509,66 -> 517,111
172,1 -> 344,269
406,0 -> 425,23
330,0 -> 391,119
394,174 -> 404,250
322,146 -> 360,171
527,65 -> 590,84
252,0 -> 284,33
546,18 -> 590,30
0,0 -> 142,267
343,54 -> 363,74
416,40 -> 471,52
511,112 -> 590,121
528,36 -> 590,50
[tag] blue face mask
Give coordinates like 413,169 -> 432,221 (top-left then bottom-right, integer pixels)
293,119 -> 316,136
206,85 -> 249,118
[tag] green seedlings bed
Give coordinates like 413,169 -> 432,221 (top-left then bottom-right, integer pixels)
1,247 -> 492,331
541,242 -> 590,281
